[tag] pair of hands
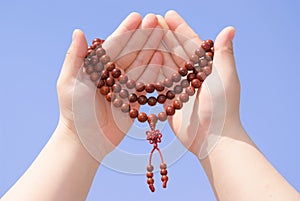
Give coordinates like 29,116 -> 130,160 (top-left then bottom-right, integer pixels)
57,10 -> 240,161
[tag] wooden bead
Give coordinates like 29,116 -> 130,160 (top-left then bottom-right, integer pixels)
112,83 -> 121,93
90,72 -> 100,81
190,54 -> 199,64
160,163 -> 167,169
191,79 -> 202,88
106,62 -> 115,71
100,69 -> 109,80
205,52 -> 213,61
99,86 -> 110,95
161,175 -> 168,182
179,93 -> 189,103
105,76 -> 115,87
128,93 -> 138,103
160,169 -> 168,175
201,40 -> 212,52
138,112 -> 148,122
113,98 -> 123,108
196,72 -> 206,81
157,94 -> 167,104
155,82 -> 165,92
171,73 -> 181,82
187,73 -> 196,82
166,90 -> 175,100
145,84 -> 155,93
147,178 -> 154,185
121,103 -> 130,113
119,89 -> 129,99
173,99 -> 183,110
163,78 -> 173,88
126,79 -> 136,89
147,172 -> 154,178
166,106 -> 175,116
136,82 -> 145,92
118,74 -> 128,84
199,58 -> 208,67
138,95 -> 147,105
129,108 -> 138,118
203,66 -> 212,76
96,47 -> 106,57
148,114 -> 158,125
100,55 -> 110,64
178,67 -> 188,76
111,68 -> 121,78
97,80 -> 105,88
184,61 -> 194,70
180,79 -> 190,88
195,47 -> 205,57
186,86 -> 195,96
158,112 -> 167,121
147,165 -> 154,172
90,56 -> 98,65
174,85 -> 183,94
106,92 -> 116,102
148,96 -> 157,106
94,62 -> 104,72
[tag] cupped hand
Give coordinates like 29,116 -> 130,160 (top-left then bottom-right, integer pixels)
157,10 -> 240,158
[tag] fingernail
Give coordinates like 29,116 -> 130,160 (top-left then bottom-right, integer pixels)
72,29 -> 78,42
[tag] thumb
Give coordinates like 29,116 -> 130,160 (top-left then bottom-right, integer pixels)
213,26 -> 238,84
60,29 -> 88,80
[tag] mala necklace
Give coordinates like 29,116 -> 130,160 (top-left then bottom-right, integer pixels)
83,37 -> 214,192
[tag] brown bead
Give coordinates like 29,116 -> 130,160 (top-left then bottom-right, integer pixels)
105,76 -> 115,87
119,89 -> 129,99
138,112 -> 148,122
160,163 -> 167,169
178,67 -> 188,76
118,74 -> 128,84
201,40 -> 213,52
173,99 -> 183,110
160,169 -> 168,175
84,58 -> 91,66
111,68 -> 121,78
185,61 -> 194,70
128,93 -> 138,103
199,58 -> 208,67
126,79 -> 136,89
157,94 -> 167,104
99,86 -> 110,95
147,178 -> 154,185
166,90 -> 175,100
148,114 -> 158,125
94,62 -> 104,72
86,49 -> 93,57
155,82 -> 165,92
174,85 -> 183,94
86,65 -> 94,74
96,47 -> 106,58
113,98 -> 123,108
161,175 -> 168,182
112,83 -> 121,93
145,84 -> 155,93
195,47 -> 205,57
106,92 -> 116,102
171,73 -> 181,82
97,80 -> 105,88
106,62 -> 115,71
191,79 -> 202,88
90,56 -> 98,65
186,86 -> 195,96
148,96 -> 157,106
163,78 -> 173,88
179,93 -> 189,103
158,112 -> 167,121
205,39 -> 214,49
100,55 -> 110,64
203,66 -> 212,76
190,54 -> 199,64
187,73 -> 196,82
147,172 -> 154,178
100,69 -> 109,80
208,60 -> 213,68
166,106 -> 175,116
121,103 -> 130,113
138,95 -> 147,105
196,72 -> 206,81
135,82 -> 145,92
129,108 -> 138,118
92,38 -> 102,44
147,165 -> 154,172
205,52 -> 213,61
90,72 -> 100,81
180,79 -> 190,88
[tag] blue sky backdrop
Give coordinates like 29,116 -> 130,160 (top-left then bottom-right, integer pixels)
0,0 -> 299,200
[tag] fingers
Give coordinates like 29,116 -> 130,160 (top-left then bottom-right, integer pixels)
103,12 -> 142,61
165,10 -> 201,58
60,29 -> 88,80
118,13 -> 159,70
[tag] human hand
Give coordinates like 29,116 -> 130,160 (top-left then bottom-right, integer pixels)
156,11 -> 240,158
57,13 -> 164,161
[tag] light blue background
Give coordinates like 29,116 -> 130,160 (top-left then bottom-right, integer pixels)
0,0 -> 299,200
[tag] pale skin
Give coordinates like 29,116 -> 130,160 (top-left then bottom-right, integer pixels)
1,10 -> 299,201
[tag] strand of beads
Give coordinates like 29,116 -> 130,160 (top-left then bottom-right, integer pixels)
83,37 -> 214,192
